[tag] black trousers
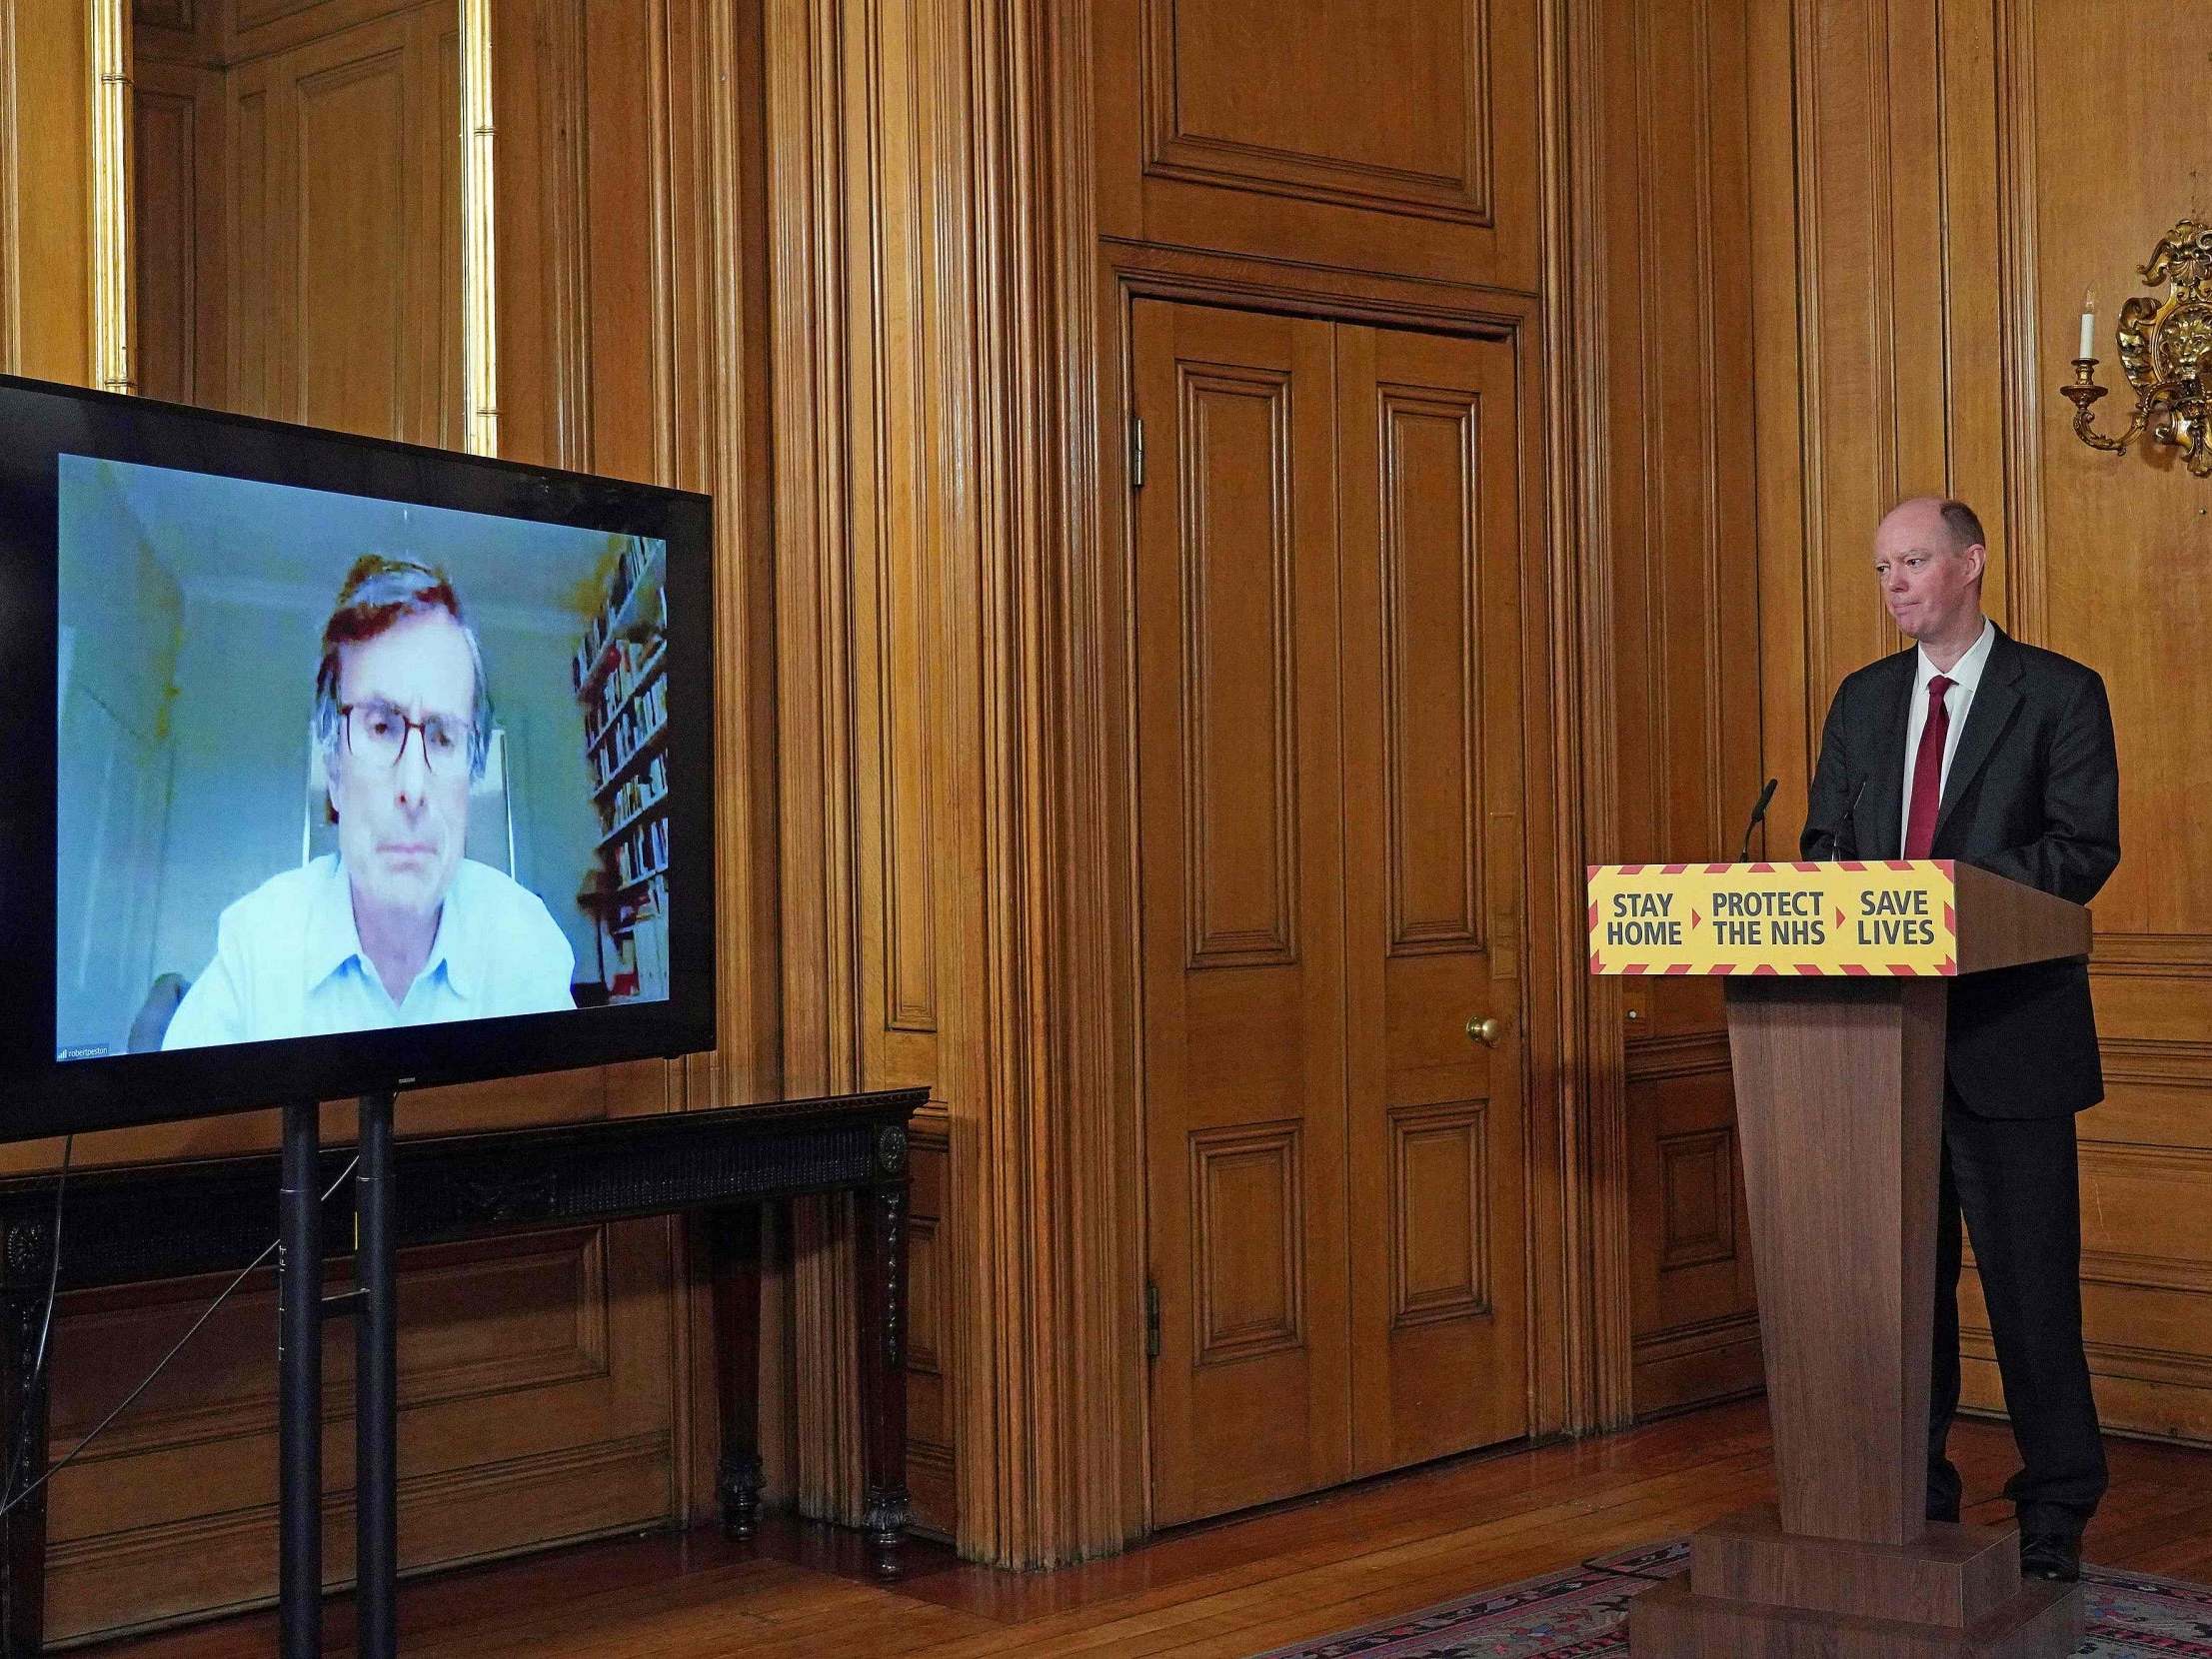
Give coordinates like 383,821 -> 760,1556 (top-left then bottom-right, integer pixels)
1926,1097 -> 2107,1534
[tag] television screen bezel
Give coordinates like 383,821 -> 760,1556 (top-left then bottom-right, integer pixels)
0,372 -> 719,1141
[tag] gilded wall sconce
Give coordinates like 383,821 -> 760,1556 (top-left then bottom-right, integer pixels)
2062,218 -> 2212,478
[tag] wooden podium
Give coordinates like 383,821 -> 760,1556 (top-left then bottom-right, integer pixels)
1588,859 -> 2091,1657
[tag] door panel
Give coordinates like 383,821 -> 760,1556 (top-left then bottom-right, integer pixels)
1338,324 -> 1528,1474
226,4 -> 453,443
1136,300 -> 1351,1526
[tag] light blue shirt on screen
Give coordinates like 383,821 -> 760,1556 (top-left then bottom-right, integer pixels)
162,852 -> 577,1049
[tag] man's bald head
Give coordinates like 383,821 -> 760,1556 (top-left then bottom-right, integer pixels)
1873,496 -> 1988,656
1879,496 -> 1987,560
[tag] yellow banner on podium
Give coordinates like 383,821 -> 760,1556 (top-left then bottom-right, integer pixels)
1587,860 -> 1959,976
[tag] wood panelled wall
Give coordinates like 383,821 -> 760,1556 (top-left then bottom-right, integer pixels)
0,0 -> 1781,1604
767,0 -> 1603,1564
1587,0 -> 1763,1422
1554,0 -> 1765,1426
762,0 -> 1134,1564
1749,0 -> 2212,1447
1,0 -> 94,383
0,0 -> 790,1639
36,0 -> 2206,1622
4,0 -> 1808,1608
132,0 -> 465,439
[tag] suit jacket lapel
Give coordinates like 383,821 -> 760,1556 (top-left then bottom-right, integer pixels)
1932,627 -> 2024,846
1859,653 -> 1914,859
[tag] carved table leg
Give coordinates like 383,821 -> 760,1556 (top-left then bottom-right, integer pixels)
0,1217 -> 54,1659
709,1205 -> 764,1539
856,1177 -> 911,1579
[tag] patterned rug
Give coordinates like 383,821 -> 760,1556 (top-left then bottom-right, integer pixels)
1250,1540 -> 2212,1658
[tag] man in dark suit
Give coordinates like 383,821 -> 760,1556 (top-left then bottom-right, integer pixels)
1801,496 -> 2119,1585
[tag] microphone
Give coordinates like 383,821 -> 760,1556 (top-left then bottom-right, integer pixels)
1838,777 -> 1868,858
1737,777 -> 1778,862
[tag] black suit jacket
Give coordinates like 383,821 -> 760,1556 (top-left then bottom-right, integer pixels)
1800,626 -> 2120,1118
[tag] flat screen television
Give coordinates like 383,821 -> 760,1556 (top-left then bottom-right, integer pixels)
0,374 -> 718,1139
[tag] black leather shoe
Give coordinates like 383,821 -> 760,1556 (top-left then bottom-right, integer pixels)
2019,1532 -> 2081,1583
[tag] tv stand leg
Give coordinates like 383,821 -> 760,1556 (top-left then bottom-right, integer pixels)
278,1101 -> 324,1659
0,1218 -> 54,1658
354,1093 -> 398,1659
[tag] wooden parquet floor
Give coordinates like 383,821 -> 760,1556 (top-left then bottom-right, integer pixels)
83,1400 -> 2212,1657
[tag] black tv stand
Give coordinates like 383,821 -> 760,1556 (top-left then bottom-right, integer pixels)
274,1092 -> 398,1659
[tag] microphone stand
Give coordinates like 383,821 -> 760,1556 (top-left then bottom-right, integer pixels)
1737,778 -> 1778,862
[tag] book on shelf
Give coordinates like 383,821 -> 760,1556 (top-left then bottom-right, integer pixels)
609,873 -> 672,1001
614,817 -> 669,887
578,535 -> 673,1002
588,639 -> 662,731
590,681 -> 669,791
572,538 -> 666,691
607,755 -> 669,834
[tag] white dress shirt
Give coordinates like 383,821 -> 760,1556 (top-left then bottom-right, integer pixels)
1898,618 -> 1996,855
163,852 -> 577,1049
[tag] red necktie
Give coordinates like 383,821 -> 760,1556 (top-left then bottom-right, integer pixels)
1903,675 -> 1954,858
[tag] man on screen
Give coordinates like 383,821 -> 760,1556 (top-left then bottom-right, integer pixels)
1801,497 -> 2119,1585
164,556 -> 575,1047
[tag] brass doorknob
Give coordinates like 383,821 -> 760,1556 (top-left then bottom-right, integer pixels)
1465,1015 -> 1503,1047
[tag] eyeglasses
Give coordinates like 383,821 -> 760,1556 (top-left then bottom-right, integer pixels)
341,700 -> 476,777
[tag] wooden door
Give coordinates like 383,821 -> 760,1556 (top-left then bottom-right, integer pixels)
1136,301 -> 1528,1524
1337,323 -> 1528,1474
1135,301 -> 1352,1526
225,1 -> 459,444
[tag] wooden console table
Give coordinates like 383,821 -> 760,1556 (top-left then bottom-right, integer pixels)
0,1087 -> 926,1655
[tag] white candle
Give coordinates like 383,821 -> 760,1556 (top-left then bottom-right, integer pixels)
2078,290 -> 2096,360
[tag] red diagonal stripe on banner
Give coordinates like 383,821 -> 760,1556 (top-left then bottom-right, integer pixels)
1661,862 -> 1687,874
1792,861 -> 1819,872
1944,902 -> 1955,931
1795,963 -> 1820,975
1749,861 -> 1775,873
1939,956 -> 1956,974
1589,900 -> 1599,928
1692,909 -> 1702,927
1752,963 -> 1778,975
1890,964 -> 1917,976
1620,863 -> 1645,875
1887,859 -> 1913,870
1840,859 -> 1866,871
1623,963 -> 1648,974
1841,963 -> 1870,976
1834,908 -> 1846,927
1704,862 -> 1730,873
1590,951 -> 1603,971
1708,963 -> 1734,975
1663,963 -> 1691,974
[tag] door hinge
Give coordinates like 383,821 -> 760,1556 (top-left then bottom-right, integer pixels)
1128,414 -> 1145,490
1144,1277 -> 1160,1361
